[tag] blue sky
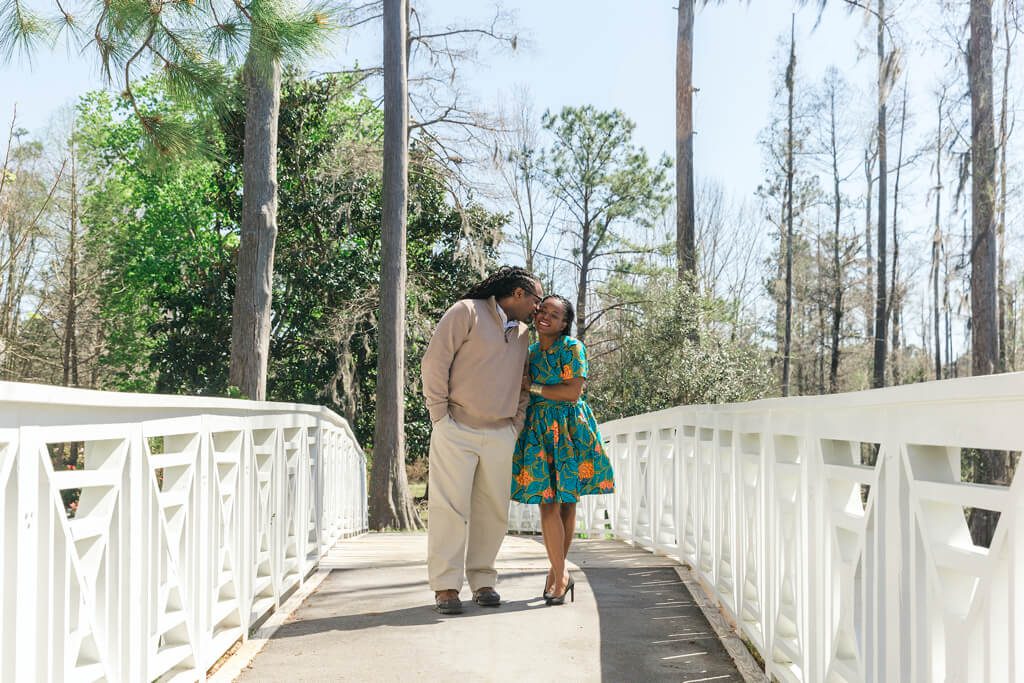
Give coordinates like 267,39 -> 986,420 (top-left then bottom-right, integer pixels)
0,1 -> 931,205
0,0 -> 1007,353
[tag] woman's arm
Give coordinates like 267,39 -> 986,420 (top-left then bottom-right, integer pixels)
530,377 -> 585,402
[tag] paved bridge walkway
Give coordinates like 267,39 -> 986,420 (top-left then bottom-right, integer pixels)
222,533 -> 756,683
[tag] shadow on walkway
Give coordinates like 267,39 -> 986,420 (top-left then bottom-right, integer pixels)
235,533 -> 741,682
267,572 -> 547,638
568,539 -> 740,682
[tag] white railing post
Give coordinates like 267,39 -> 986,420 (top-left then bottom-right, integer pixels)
0,432 -> 17,683
126,425 -> 146,682
14,429 -> 40,683
674,422 -> 687,563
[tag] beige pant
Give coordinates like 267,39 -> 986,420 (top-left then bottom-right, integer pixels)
427,415 -> 516,592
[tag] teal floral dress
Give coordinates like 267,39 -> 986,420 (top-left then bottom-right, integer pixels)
511,336 -> 615,503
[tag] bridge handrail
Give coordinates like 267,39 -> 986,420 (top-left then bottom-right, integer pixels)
511,371 -> 1024,682
0,380 -> 368,682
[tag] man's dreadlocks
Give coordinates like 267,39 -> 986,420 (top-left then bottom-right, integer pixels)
461,266 -> 538,301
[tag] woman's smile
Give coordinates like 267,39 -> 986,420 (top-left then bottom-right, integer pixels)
534,301 -> 564,335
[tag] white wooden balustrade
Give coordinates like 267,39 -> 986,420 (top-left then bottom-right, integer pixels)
0,381 -> 367,682
510,371 -> 1024,682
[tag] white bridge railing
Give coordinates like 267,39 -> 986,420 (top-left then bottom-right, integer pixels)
510,372 -> 1024,682
0,382 -> 367,682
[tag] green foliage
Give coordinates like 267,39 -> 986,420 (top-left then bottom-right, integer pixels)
539,105 -> 672,336
588,279 -> 773,420
0,0 -> 334,157
77,82 -> 227,391
78,72 -> 499,458
542,105 -> 672,235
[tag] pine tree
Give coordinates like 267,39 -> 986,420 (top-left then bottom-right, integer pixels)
1,0 -> 334,400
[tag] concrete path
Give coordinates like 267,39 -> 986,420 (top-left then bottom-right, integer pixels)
235,533 -> 743,682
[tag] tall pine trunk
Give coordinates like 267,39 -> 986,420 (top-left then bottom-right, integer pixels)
577,218 -> 592,343
967,0 -> 1002,547
997,0 -> 1012,371
816,236 -> 826,394
229,54 -> 281,400
523,161 -> 537,274
969,0 -> 998,377
781,15 -> 796,397
370,0 -> 420,531
931,228 -> 941,380
828,85 -> 843,393
932,91 -> 944,381
967,0 -> 1001,548
863,147 -> 875,344
872,0 -> 889,389
889,83 -> 908,385
62,137 -> 79,387
676,0 -> 696,279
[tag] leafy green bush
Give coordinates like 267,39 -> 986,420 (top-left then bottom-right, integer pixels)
587,279 -> 773,421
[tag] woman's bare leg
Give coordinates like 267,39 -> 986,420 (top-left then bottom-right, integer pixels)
559,502 -> 577,562
542,502 -> 576,596
540,503 -> 567,595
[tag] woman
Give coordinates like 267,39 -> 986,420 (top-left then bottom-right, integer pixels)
510,295 -> 615,606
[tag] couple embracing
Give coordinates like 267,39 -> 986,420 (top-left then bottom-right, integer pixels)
420,266 -> 615,615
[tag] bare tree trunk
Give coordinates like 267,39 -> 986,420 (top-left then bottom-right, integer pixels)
370,0 -> 421,531
816,235 -> 826,394
996,0 -> 1014,372
577,218 -> 592,342
864,147 -> 875,344
828,85 -> 843,393
969,0 -> 999,377
781,15 -> 796,397
944,259 -> 953,377
932,90 -> 945,380
229,55 -> 281,400
1009,290 -> 1017,370
523,162 -> 536,274
872,0 -> 889,389
676,0 -> 696,279
968,0 -> 1000,546
62,139 -> 79,387
0,117 -> 13,355
2,224 -> 15,368
889,82 -> 907,386
498,93 -> 545,274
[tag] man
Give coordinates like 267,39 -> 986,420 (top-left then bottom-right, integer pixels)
421,266 -> 542,614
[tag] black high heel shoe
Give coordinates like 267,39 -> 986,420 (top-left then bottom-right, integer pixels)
543,576 -> 553,600
545,576 -> 575,606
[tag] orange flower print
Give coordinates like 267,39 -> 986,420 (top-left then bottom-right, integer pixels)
561,364 -> 573,381
598,479 -> 614,491
542,487 -> 555,500
549,420 -> 560,446
515,469 -> 534,487
578,460 -> 595,479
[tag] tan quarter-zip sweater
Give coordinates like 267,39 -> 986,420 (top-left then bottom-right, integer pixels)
421,296 -> 531,431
